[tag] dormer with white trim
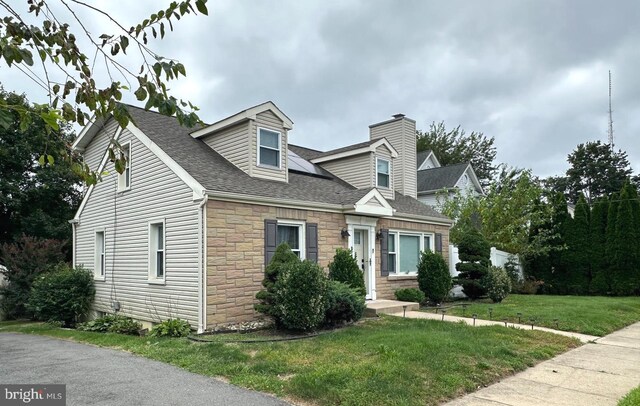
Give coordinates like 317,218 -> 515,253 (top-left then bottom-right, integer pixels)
310,138 -> 399,200
191,101 -> 293,183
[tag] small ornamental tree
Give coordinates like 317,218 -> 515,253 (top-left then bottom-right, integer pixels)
455,227 -> 491,299
255,243 -> 299,319
417,250 -> 451,303
328,248 -> 366,297
273,260 -> 328,331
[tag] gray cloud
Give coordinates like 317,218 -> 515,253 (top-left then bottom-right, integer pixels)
2,0 -> 639,178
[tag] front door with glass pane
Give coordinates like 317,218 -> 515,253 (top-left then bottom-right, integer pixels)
353,228 -> 372,299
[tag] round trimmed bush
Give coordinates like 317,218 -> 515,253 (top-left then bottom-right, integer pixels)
274,260 -> 328,331
328,248 -> 366,297
484,265 -> 512,303
324,280 -> 365,326
27,264 -> 95,326
417,250 -> 452,304
394,288 -> 425,304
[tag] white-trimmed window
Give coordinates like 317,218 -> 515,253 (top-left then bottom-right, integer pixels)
258,128 -> 281,168
387,231 -> 435,275
117,141 -> 131,191
377,158 -> 390,188
276,220 -> 305,259
94,230 -> 105,278
149,221 -> 165,281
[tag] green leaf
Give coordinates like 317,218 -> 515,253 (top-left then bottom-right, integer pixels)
38,49 -> 47,62
52,84 -> 60,94
47,155 -> 54,165
38,155 -> 46,166
120,36 -> 129,54
134,86 -> 147,101
196,0 -> 208,15
40,110 -> 60,131
0,109 -> 12,129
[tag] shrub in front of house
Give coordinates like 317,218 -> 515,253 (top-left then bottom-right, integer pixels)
149,318 -> 192,338
255,243 -> 300,320
27,264 -> 95,327
324,280 -> 365,327
328,248 -> 366,297
394,288 -> 425,304
503,255 -> 522,293
483,266 -> 512,303
273,260 -> 327,331
77,313 -> 142,335
0,236 -> 66,319
417,250 -> 452,304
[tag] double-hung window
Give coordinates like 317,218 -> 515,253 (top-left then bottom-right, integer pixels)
276,221 -> 304,259
258,128 -> 281,168
117,141 -> 131,191
377,158 -> 390,188
95,230 -> 105,279
387,231 -> 435,275
149,221 -> 165,281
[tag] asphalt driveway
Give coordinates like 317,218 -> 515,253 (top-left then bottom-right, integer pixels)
0,333 -> 289,406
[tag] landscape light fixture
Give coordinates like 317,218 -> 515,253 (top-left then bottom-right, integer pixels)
517,312 -> 522,324
529,317 -> 536,330
441,309 -> 447,321
488,307 -> 493,320
472,314 -> 477,326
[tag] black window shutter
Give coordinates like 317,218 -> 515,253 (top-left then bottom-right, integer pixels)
264,219 -> 277,266
435,233 -> 443,254
380,228 -> 389,276
306,223 -> 318,263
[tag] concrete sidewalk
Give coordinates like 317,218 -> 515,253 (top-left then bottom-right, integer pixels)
442,321 -> 640,406
391,310 -> 599,343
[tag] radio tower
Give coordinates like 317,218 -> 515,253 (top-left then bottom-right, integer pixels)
608,70 -> 614,150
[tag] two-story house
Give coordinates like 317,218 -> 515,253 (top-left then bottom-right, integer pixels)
416,150 -> 484,208
71,102 -> 452,332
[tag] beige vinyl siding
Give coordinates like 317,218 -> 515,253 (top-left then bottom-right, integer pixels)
363,196 -> 384,208
370,117 -> 417,198
319,153 -> 373,189
251,111 -> 288,182
82,119 -> 120,172
374,145 -> 394,200
74,126 -> 201,327
202,121 -> 250,173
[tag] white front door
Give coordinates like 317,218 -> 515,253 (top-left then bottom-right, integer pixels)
353,228 -> 373,299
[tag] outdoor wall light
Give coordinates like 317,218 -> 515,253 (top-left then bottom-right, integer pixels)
375,230 -> 383,240
341,228 -> 350,239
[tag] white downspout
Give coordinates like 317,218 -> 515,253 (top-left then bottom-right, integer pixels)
197,193 -> 208,333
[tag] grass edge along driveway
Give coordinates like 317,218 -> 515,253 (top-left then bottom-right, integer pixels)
1,316 -> 578,406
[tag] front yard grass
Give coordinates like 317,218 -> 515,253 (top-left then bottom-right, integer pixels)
440,294 -> 640,336
1,316 -> 578,406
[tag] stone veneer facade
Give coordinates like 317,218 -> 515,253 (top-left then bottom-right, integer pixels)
206,199 -> 450,328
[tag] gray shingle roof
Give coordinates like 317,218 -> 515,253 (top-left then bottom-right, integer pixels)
311,140 -> 378,159
288,144 -> 323,161
126,106 -> 448,220
417,163 -> 469,192
416,150 -> 432,168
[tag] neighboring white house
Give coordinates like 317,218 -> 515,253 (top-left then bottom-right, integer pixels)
416,150 -> 484,208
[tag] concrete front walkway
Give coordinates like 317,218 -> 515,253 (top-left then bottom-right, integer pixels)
441,322 -> 640,406
391,310 -> 599,343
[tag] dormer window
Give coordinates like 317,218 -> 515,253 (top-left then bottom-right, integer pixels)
377,158 -> 390,188
258,128 -> 281,168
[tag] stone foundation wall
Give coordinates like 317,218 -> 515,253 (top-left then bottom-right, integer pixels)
206,200 -> 347,327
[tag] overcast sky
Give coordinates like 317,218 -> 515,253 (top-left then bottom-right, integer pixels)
2,0 -> 639,178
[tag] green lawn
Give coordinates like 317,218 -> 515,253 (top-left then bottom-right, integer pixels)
0,317 -> 579,406
619,386 -> 640,406
440,295 -> 640,336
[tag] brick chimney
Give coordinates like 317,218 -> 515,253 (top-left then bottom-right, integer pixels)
369,114 -> 417,198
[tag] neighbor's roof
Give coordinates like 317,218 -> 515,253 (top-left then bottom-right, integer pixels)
417,163 -> 469,192
416,150 -> 431,168
288,144 -> 323,161
126,106 -> 448,220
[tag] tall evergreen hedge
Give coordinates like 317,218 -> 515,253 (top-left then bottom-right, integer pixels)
564,194 -> 591,294
455,227 -> 490,299
589,198 -> 610,294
